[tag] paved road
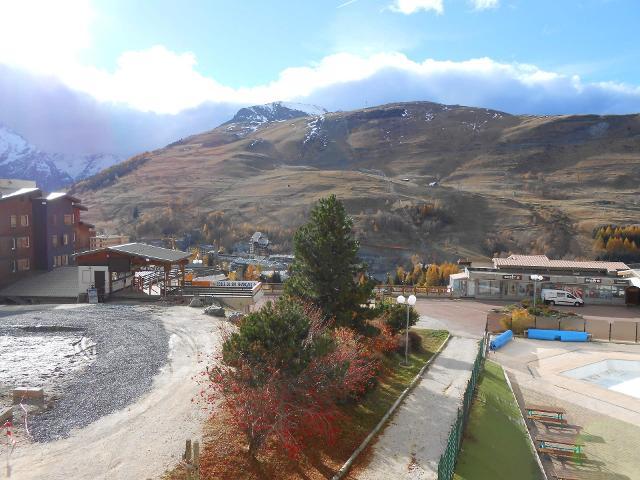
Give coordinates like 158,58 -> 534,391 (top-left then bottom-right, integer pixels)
354,336 -> 479,480
413,299 -> 639,338
413,298 -> 503,338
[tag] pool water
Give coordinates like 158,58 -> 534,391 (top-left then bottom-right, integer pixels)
563,360 -> 640,399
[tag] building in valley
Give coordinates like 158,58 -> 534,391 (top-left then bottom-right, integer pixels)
449,254 -> 631,305
89,234 -> 130,250
249,231 -> 270,256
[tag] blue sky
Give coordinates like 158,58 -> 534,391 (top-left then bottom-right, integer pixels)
1,0 -> 640,155
85,0 -> 639,87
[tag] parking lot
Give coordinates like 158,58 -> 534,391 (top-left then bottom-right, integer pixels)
414,298 -> 640,338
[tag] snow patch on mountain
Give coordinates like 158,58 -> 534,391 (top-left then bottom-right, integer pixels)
225,101 -> 329,136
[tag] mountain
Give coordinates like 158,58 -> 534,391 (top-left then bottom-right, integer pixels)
73,100 -> 640,276
0,125 -> 120,191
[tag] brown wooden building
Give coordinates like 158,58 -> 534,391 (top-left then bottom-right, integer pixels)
75,243 -> 190,299
0,188 -> 41,288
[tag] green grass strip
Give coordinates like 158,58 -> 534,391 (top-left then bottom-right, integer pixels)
454,360 -> 542,480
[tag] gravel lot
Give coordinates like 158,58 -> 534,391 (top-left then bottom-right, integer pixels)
0,304 -> 169,441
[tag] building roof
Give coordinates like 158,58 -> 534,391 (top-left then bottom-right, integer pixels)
43,192 -> 82,203
0,187 -> 41,200
0,267 -> 79,298
85,242 -> 191,263
493,255 -> 629,272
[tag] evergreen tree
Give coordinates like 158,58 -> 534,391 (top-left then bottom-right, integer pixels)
285,195 -> 372,329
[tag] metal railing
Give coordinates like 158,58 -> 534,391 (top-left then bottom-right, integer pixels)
437,333 -> 488,480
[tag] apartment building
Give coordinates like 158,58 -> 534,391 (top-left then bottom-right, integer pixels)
0,187 -> 91,287
0,188 -> 41,287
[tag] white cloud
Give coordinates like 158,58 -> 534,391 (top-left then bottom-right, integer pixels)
0,0 -> 93,73
471,0 -> 499,10
390,0 -> 444,14
1,0 -> 639,122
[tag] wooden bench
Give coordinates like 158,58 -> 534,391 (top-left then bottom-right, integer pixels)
526,403 -> 566,417
528,414 -> 568,425
536,433 -> 585,454
552,467 -> 607,480
537,447 -> 585,461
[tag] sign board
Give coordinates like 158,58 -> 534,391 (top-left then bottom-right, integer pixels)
584,278 -> 602,284
614,279 -> 629,285
87,288 -> 99,304
502,274 -> 522,280
214,281 -> 259,288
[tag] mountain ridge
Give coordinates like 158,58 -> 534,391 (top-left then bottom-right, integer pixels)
73,99 -> 640,275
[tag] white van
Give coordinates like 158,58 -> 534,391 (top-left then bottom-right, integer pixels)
541,289 -> 584,307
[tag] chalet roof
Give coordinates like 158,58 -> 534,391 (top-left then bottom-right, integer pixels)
493,255 -> 629,272
44,192 -> 82,203
76,242 -> 190,264
0,187 -> 41,200
109,243 -> 190,262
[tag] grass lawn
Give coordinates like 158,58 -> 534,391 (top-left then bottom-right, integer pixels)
453,361 -> 542,480
165,328 -> 448,480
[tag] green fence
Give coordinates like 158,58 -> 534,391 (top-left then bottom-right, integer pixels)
437,333 -> 488,480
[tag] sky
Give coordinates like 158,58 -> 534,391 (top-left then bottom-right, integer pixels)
1,0 -> 640,156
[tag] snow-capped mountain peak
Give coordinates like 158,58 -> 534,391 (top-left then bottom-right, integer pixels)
226,101 -> 328,126
0,125 -> 121,191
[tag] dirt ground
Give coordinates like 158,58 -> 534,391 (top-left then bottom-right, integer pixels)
6,305 -> 223,480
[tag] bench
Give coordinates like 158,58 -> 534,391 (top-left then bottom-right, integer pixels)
552,467 -> 607,480
528,414 -> 568,425
537,447 -> 585,461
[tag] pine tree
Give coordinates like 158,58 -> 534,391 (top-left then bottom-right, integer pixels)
285,195 -> 372,329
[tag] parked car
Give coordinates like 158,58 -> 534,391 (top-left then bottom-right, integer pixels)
541,289 -> 584,306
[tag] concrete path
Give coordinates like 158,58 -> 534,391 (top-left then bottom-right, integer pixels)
355,336 -> 479,480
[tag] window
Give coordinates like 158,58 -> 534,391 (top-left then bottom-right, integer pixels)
52,214 -> 57,226
64,214 -> 73,225
62,255 -> 69,266
10,215 -> 17,228
11,238 -> 16,250
17,258 -> 30,271
63,234 -> 69,245
20,215 -> 29,227
10,260 -> 16,273
18,237 -> 30,248
73,232 -> 76,242
52,235 -> 58,247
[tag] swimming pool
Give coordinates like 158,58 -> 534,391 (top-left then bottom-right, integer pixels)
563,360 -> 640,399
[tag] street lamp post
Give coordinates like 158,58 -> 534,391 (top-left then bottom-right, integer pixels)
397,294 -> 417,365
530,274 -> 543,310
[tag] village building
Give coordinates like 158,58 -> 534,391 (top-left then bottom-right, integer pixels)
89,234 -> 130,250
249,231 -> 270,256
449,254 -> 631,304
